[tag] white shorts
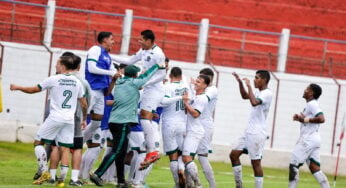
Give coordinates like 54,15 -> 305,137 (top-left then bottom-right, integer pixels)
88,89 -> 104,115
162,121 -> 186,155
197,126 -> 213,154
233,133 -> 266,160
182,131 -> 203,156
128,131 -> 146,152
87,127 -> 102,144
35,116 -> 74,147
140,88 -> 164,112
101,129 -> 113,147
290,134 -> 321,166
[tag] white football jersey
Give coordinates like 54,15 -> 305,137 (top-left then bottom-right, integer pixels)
299,100 -> 323,137
246,88 -> 273,135
200,85 -> 218,127
186,93 -> 209,136
161,81 -> 190,123
39,74 -> 84,124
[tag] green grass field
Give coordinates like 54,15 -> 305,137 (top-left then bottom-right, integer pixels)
0,141 -> 345,188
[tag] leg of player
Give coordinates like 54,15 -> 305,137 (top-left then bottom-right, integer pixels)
230,150 -> 243,188
69,137 -> 84,186
183,155 -> 202,187
57,146 -> 70,186
32,140 -> 51,185
198,153 -> 216,188
251,159 -> 264,188
289,164 -> 300,188
309,161 -> 330,188
168,151 -> 180,187
101,139 -> 116,184
48,145 -> 60,183
177,155 -> 186,188
80,141 -> 101,180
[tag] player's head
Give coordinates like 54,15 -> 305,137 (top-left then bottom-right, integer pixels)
61,51 -> 81,70
169,67 -> 182,80
124,65 -> 141,78
97,31 -> 114,51
199,67 -> 214,84
254,70 -> 270,88
139,30 -> 155,50
304,83 -> 322,100
56,56 -> 75,73
195,74 -> 210,92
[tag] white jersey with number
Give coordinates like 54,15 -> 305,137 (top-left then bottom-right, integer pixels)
39,74 -> 84,124
186,93 -> 209,136
246,88 -> 273,135
200,85 -> 218,127
161,81 -> 190,123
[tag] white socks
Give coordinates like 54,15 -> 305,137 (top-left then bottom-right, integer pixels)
34,145 -> 48,172
185,162 -> 201,186
50,169 -> 57,180
140,119 -> 160,152
198,156 -> 216,188
132,153 -> 146,185
83,120 -> 101,143
71,169 -> 79,182
255,176 -> 263,188
80,147 -> 101,179
232,165 -> 242,188
313,171 -> 330,188
59,165 -> 69,181
170,160 -> 179,186
128,151 -> 138,182
101,146 -> 116,182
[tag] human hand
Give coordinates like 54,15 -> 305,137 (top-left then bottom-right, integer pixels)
242,78 -> 251,87
232,72 -> 241,82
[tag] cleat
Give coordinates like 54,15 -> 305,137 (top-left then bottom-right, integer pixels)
56,178 -> 65,187
89,173 -> 103,186
33,172 -> 41,180
116,182 -> 129,188
47,178 -> 56,184
139,151 -> 160,170
69,179 -> 83,187
32,171 -> 51,185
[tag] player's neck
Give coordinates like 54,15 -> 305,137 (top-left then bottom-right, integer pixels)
170,78 -> 181,83
196,89 -> 205,95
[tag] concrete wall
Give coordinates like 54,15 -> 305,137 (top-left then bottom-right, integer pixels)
0,42 -> 345,175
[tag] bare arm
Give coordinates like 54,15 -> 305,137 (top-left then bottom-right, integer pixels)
293,113 -> 325,124
112,55 -> 140,65
232,72 -> 249,99
182,92 -> 200,118
79,97 -> 88,129
105,73 -> 122,96
243,78 -> 262,106
10,84 -> 41,94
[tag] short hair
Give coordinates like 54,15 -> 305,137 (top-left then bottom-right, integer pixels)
200,68 -> 214,77
256,70 -> 270,84
61,51 -> 81,70
97,31 -> 112,43
165,57 -> 170,63
170,67 -> 182,78
309,83 -> 322,99
198,74 -> 211,86
141,30 -> 155,42
59,56 -> 75,70
119,64 -> 127,69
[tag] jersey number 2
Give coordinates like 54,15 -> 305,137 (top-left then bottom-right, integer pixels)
62,90 -> 72,109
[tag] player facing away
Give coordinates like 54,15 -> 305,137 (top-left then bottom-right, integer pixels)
289,84 -> 330,188
161,67 -> 190,187
182,74 -> 211,188
197,68 -> 217,188
81,31 -> 118,180
10,56 -> 88,185
112,29 -> 166,168
229,70 -> 272,188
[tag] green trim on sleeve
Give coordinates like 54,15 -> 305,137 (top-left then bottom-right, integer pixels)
195,109 -> 201,115
158,66 -> 166,70
37,84 -> 42,90
164,95 -> 170,98
314,112 -> 323,117
256,98 -> 263,104
206,95 -> 211,102
87,58 -> 98,63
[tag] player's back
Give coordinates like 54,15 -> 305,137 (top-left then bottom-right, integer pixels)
200,85 -> 218,124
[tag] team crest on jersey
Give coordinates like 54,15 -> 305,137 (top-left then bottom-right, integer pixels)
94,133 -> 101,140
103,56 -> 111,63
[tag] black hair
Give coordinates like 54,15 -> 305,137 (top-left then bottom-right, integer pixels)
61,51 -> 74,57
59,56 -> 75,70
256,70 -> 270,84
198,74 -> 211,86
141,30 -> 155,42
97,31 -> 113,43
119,64 -> 127,69
113,63 -> 119,71
170,67 -> 182,78
309,83 -> 322,99
165,57 -> 170,63
61,51 -> 81,70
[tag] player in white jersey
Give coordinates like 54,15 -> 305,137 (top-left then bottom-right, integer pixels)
230,70 -> 272,188
289,84 -> 330,188
196,68 -> 217,188
112,30 -> 166,168
161,67 -> 190,187
182,74 -> 210,188
10,56 -> 87,185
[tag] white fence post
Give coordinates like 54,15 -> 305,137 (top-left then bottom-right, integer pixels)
196,18 -> 209,64
120,9 -> 133,55
277,28 -> 290,72
43,0 -> 56,47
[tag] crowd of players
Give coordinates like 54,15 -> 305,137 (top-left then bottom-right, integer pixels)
10,29 -> 330,188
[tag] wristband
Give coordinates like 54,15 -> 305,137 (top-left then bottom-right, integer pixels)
304,117 -> 310,123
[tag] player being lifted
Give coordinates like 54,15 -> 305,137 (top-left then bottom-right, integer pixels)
112,30 -> 166,168
289,84 -> 330,188
229,70 -> 272,188
10,55 -> 87,185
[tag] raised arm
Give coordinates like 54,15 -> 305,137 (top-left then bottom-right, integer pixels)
10,84 -> 41,94
232,72 -> 249,99
243,78 -> 262,106
133,64 -> 163,88
112,53 -> 141,65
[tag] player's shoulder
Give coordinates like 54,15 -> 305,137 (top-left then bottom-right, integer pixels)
206,85 -> 218,97
261,88 -> 273,96
87,45 -> 101,53
151,45 -> 164,55
307,99 -> 319,108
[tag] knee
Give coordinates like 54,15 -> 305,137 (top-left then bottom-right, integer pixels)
229,151 -> 238,162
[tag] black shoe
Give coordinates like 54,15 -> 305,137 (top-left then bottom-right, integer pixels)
69,179 -> 83,187
33,172 -> 41,180
116,182 -> 129,188
47,178 -> 55,184
89,173 -> 103,186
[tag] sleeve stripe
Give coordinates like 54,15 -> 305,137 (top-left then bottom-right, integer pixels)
195,109 -> 201,115
206,95 -> 211,102
256,98 -> 263,104
164,95 -> 170,98
37,84 -> 42,91
87,58 -> 98,63
314,112 -> 323,117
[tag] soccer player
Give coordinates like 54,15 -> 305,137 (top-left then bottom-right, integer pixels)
289,84 -> 330,188
182,74 -> 211,188
112,30 -> 166,168
161,67 -> 190,187
81,31 -> 118,180
229,70 -> 272,188
89,63 -> 162,187
10,55 -> 87,185
197,68 -> 217,188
